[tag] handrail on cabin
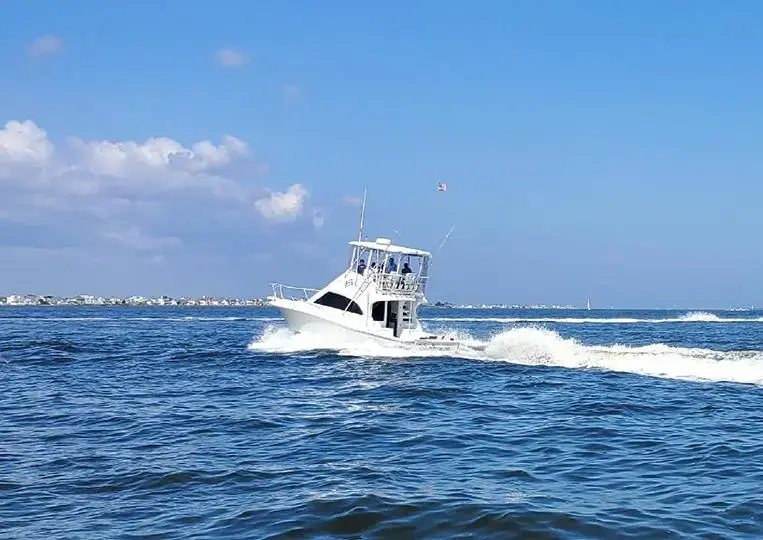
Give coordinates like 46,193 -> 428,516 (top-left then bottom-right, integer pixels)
270,282 -> 319,301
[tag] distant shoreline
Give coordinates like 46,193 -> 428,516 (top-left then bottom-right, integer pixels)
0,294 -> 267,307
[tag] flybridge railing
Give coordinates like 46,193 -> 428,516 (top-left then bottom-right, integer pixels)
374,273 -> 428,295
270,283 -> 319,301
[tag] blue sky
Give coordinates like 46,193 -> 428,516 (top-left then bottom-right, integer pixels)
1,1 -> 763,308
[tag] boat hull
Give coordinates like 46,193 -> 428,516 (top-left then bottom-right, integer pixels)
272,299 -> 463,353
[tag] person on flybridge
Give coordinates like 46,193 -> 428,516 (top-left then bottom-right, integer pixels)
357,259 -> 367,274
385,257 -> 397,273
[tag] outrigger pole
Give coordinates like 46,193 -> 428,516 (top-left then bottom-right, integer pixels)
357,187 -> 368,242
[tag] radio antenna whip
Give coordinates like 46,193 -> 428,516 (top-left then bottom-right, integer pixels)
357,187 -> 367,241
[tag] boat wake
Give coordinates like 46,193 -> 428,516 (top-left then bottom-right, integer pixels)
248,324 -> 763,386
422,311 -> 762,324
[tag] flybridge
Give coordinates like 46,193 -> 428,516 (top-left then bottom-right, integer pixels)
348,236 -> 431,298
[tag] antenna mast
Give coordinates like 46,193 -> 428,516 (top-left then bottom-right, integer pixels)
357,187 -> 367,241
436,225 -> 455,254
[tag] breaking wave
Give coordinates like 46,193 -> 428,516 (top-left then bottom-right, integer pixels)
248,324 -> 763,386
423,311 -> 760,324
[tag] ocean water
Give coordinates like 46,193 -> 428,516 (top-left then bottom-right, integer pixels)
2,306 -> 763,538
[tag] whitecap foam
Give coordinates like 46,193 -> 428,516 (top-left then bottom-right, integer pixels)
248,324 -> 763,386
677,311 -> 722,322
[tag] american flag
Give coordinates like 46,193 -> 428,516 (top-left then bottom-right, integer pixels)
437,182 -> 447,192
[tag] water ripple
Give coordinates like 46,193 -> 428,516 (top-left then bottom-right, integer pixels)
2,306 -> 763,538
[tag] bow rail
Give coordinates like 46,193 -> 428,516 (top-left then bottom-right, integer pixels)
269,283 -> 319,301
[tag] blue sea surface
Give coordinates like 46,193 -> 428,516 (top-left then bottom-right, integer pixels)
2,306 -> 763,538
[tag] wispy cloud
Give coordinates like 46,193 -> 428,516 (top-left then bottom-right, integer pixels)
28,35 -> 62,59
103,227 -> 182,252
283,84 -> 302,100
216,48 -> 249,68
342,195 -> 363,207
311,208 -> 325,229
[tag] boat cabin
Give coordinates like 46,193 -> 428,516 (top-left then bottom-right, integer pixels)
332,237 -> 431,337
294,238 -> 432,338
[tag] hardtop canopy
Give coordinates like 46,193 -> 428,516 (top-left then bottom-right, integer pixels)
349,238 -> 431,258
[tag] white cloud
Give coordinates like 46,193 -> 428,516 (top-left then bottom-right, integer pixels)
28,35 -> 62,59
0,119 -> 319,262
69,133 -> 250,177
0,120 -> 261,207
0,120 -> 54,165
216,48 -> 249,67
255,184 -> 307,222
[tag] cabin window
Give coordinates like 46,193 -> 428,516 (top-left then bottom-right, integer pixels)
314,292 -> 363,315
372,301 -> 385,322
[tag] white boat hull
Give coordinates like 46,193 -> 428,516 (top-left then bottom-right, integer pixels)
272,299 -> 465,353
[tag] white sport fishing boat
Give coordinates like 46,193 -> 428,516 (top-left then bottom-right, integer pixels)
268,194 -> 471,353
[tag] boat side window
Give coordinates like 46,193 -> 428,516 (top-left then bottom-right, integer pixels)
314,291 -> 363,315
372,301 -> 385,321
